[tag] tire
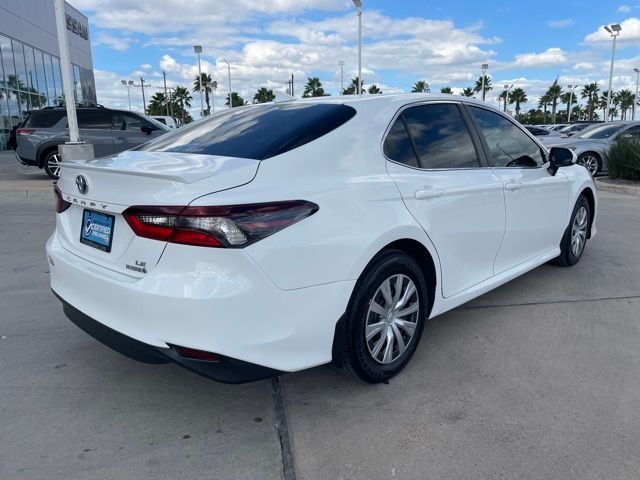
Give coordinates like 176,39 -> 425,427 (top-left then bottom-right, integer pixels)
577,152 -> 601,177
552,195 -> 590,267
342,250 -> 429,383
43,149 -> 61,179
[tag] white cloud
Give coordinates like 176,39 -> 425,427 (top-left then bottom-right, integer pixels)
573,62 -> 595,70
547,19 -> 574,28
93,32 -> 135,51
618,5 -> 632,13
584,18 -> 640,44
514,48 -> 567,68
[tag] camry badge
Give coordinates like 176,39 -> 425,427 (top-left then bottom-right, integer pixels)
76,175 -> 88,194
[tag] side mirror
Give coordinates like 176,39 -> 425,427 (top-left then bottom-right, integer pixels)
547,147 -> 576,176
141,125 -> 153,135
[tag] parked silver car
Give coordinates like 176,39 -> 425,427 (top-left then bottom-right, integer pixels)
15,107 -> 170,179
548,121 -> 640,176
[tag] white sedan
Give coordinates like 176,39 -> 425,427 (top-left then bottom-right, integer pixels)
47,95 -> 597,384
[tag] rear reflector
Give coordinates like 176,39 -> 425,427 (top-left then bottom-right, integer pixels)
173,345 -> 220,362
16,129 -> 35,135
54,186 -> 71,213
123,201 -> 318,248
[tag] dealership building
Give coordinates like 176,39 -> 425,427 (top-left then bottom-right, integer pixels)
1,0 -> 96,149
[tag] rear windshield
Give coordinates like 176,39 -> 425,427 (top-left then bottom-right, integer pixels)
23,110 -> 65,128
136,103 -> 356,159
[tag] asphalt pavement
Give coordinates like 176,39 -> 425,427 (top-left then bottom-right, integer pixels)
1,151 -> 639,480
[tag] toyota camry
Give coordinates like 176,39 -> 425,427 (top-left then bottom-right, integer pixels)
47,95 -> 597,384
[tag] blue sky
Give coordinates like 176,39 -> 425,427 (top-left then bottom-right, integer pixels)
73,0 -> 640,114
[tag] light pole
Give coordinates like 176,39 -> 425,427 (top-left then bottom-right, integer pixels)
338,60 -> 345,95
567,84 -> 579,122
222,58 -> 231,109
194,45 -> 204,117
481,64 -> 489,101
121,80 -> 134,111
352,0 -> 362,95
134,77 -> 150,113
633,68 -> 639,121
604,24 -> 622,123
502,84 -> 513,112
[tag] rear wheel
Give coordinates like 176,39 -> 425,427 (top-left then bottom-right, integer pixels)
577,152 -> 600,176
43,150 -> 61,179
342,250 -> 428,383
553,195 -> 590,267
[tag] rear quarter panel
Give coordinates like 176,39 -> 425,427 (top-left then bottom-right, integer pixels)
191,100 -> 443,292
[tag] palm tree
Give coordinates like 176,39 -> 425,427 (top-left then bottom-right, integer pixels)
581,83 -> 600,121
508,88 -> 528,120
193,73 -> 216,116
172,86 -> 192,124
499,90 -> 509,112
368,84 -> 382,94
302,77 -> 327,97
560,91 -> 578,121
253,87 -> 275,104
147,92 -> 168,116
615,89 -> 634,120
538,93 -> 551,123
545,83 -> 562,123
571,105 -> 585,121
225,92 -> 247,107
473,74 -> 492,99
460,87 -> 474,97
343,77 -> 364,95
440,86 -> 453,94
411,80 -> 430,93
598,91 -> 609,120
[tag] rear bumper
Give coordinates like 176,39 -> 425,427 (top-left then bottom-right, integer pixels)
46,230 -> 353,378
56,291 -> 282,383
14,151 -> 36,166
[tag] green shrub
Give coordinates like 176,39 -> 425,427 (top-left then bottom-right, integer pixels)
604,136 -> 640,181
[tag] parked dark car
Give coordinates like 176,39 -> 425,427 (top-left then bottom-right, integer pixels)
15,107 -> 170,179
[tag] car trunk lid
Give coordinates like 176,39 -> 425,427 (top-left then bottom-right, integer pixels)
55,150 -> 259,278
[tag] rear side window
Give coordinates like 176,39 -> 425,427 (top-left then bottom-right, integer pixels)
383,117 -> 419,168
77,110 -> 113,130
401,104 -> 480,169
23,110 -> 65,128
138,103 -> 356,160
113,112 -> 153,131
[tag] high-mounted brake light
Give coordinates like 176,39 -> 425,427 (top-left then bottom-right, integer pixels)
54,186 -> 71,213
122,201 -> 318,248
16,129 -> 35,135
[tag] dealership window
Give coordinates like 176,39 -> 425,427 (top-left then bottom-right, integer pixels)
34,49 -> 49,107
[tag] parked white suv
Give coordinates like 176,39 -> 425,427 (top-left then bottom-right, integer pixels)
47,95 -> 597,383
151,115 -> 179,129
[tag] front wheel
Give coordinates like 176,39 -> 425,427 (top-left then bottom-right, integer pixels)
577,153 -> 600,176
43,150 -> 61,179
342,250 -> 429,383
553,195 -> 590,267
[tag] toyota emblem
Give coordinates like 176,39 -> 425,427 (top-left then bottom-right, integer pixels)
76,175 -> 88,194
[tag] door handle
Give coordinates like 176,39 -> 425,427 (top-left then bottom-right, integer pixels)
414,188 -> 445,200
114,136 -> 126,140
505,181 -> 523,191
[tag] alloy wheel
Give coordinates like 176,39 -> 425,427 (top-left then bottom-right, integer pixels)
48,153 -> 61,178
365,274 -> 420,364
571,206 -> 588,257
578,155 -> 599,176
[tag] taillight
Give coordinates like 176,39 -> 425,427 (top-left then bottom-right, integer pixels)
16,129 -> 35,135
122,201 -> 318,248
54,186 -> 71,213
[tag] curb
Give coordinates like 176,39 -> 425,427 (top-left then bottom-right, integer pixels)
595,177 -> 640,197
